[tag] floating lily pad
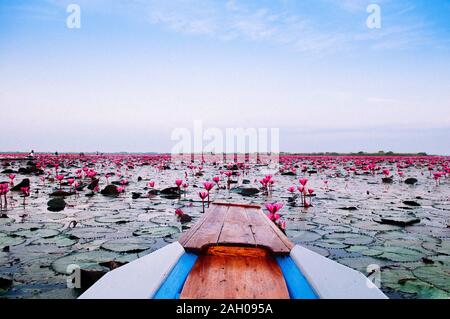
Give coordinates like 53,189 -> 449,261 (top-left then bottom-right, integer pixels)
431,203 -> 450,211
133,226 -> 180,238
67,227 -> 117,239
406,225 -> 449,237
150,215 -> 177,225
31,235 -> 78,247
0,251 -> 8,264
285,220 -> 317,231
95,215 -> 132,224
315,239 -> 349,249
324,232 -> 374,245
382,268 -> 449,298
353,220 -> 399,231
368,245 -> 425,262
29,213 -> 67,221
377,231 -> 440,245
0,223 -> 44,233
346,245 -> 384,257
422,241 -> 450,255
0,232 -> 26,249
14,228 -> 60,239
337,256 -> 386,273
412,265 -> 450,292
163,232 -> 182,243
288,230 -> 321,243
0,218 -> 14,226
52,250 -> 133,274
101,237 -> 156,253
320,225 -> 353,233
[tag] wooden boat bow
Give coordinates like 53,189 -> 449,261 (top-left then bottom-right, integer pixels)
178,202 -> 293,299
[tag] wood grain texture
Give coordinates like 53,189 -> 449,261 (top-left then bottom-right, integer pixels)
180,246 -> 290,299
183,205 -> 229,251
179,202 -> 293,254
218,206 -> 255,246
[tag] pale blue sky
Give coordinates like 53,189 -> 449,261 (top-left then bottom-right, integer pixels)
0,0 -> 449,154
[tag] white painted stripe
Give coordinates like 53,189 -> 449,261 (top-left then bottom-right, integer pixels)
290,245 -> 388,299
79,242 -> 185,299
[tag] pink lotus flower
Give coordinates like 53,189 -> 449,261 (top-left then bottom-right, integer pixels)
203,182 -> 215,192
382,169 -> 390,176
198,191 -> 208,213
117,187 -> 125,193
265,202 -> 283,214
198,191 -> 208,200
308,188 -> 314,195
175,208 -> 184,216
0,183 -> 9,195
21,187 -> 30,197
175,179 -> 183,187
213,176 -> 220,183
67,178 -> 75,185
299,178 -> 308,186
148,181 -> 155,188
0,183 -> 9,209
8,174 -> 15,185
288,186 -> 295,193
265,202 -> 283,222
56,174 -> 64,181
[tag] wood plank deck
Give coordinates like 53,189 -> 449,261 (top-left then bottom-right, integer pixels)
178,202 -> 293,255
180,246 -> 290,299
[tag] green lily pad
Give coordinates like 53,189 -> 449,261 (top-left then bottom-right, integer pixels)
95,215 -> 132,224
52,250 -> 132,274
432,203 -> 450,211
0,251 -> 9,264
67,227 -> 117,239
0,218 -> 14,226
413,265 -> 450,292
150,215 -> 177,225
285,220 -> 317,231
0,232 -> 26,249
315,239 -> 349,249
0,222 -> 44,233
422,240 -> 450,255
353,220 -> 399,231
337,256 -> 386,273
371,245 -> 425,262
14,228 -> 60,239
101,237 -> 156,253
324,232 -> 374,245
133,226 -> 180,238
31,235 -> 78,247
28,213 -> 67,221
288,230 -> 321,243
347,245 -> 384,256
382,268 -> 449,298
320,225 -> 353,233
